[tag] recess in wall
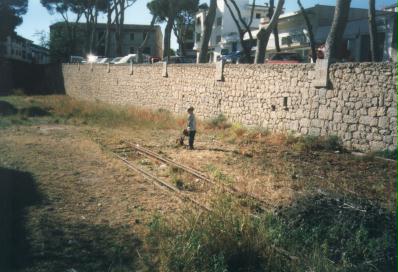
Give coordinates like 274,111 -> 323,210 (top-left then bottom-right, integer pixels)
283,97 -> 288,111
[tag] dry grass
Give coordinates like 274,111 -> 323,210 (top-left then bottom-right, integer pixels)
0,95 -> 396,271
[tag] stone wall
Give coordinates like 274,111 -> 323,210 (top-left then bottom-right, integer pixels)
62,62 -> 397,152
0,58 -> 65,95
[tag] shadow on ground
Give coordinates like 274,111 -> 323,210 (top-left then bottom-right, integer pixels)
0,101 -> 18,116
0,167 -> 141,271
30,219 -> 142,271
0,167 -> 41,271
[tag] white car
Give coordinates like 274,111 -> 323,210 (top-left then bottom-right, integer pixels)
114,54 -> 137,64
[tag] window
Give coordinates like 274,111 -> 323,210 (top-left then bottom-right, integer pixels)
256,13 -> 261,19
221,48 -> 229,55
216,35 -> 221,43
186,31 -> 194,40
143,47 -> 151,54
98,31 -> 105,41
196,33 -> 201,42
196,17 -> 201,25
130,33 -> 135,40
281,36 -> 292,45
216,17 -> 222,26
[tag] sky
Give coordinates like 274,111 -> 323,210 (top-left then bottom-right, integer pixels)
17,0 -> 397,50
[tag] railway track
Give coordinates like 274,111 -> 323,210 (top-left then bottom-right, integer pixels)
104,139 -> 297,261
108,140 -> 275,212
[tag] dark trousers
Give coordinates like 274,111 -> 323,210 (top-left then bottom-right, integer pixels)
188,130 -> 196,149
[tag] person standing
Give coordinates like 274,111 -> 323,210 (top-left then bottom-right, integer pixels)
187,106 -> 196,150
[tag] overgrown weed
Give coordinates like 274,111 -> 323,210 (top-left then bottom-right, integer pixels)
145,194 -> 397,272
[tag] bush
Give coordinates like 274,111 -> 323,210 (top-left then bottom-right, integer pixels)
146,196 -> 284,272
373,149 -> 397,160
145,194 -> 397,272
292,135 -> 343,152
207,114 -> 231,129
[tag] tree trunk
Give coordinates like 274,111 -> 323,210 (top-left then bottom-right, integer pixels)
163,16 -> 174,59
105,2 -> 112,57
117,0 -> 125,56
273,27 -> 281,52
368,0 -> 377,61
137,15 -> 157,63
324,0 -> 351,62
224,0 -> 256,63
268,0 -> 281,52
255,0 -> 284,63
198,0 -> 217,63
298,0 -> 317,62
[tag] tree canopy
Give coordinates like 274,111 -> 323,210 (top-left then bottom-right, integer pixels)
0,0 -> 28,41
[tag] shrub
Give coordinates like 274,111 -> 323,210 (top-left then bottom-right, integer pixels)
373,149 -> 397,160
145,194 -> 397,272
292,135 -> 343,152
146,196 -> 282,272
207,114 -> 231,129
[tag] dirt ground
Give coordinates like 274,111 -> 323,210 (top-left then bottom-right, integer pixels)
0,113 -> 396,271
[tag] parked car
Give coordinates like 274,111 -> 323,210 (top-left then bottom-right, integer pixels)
166,56 -> 195,63
150,56 -> 161,63
113,54 -> 138,65
267,52 -> 303,64
110,57 -> 122,64
96,57 -> 110,64
70,56 -> 84,63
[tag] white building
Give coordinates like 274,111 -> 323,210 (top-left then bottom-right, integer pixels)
384,3 -> 397,12
194,0 -> 269,62
0,35 -> 50,64
246,5 -> 397,62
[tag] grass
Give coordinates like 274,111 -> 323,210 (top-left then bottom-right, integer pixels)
0,95 -> 183,130
1,95 -> 396,271
146,194 -> 397,272
373,149 -> 397,160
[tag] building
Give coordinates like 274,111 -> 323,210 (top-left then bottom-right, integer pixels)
246,4 -> 397,62
0,35 -> 50,64
50,22 -> 163,60
384,3 -> 397,12
194,0 -> 270,62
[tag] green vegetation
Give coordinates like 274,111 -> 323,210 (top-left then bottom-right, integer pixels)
206,164 -> 234,185
373,149 -> 397,160
207,114 -> 231,129
287,135 -> 344,152
146,194 -> 397,272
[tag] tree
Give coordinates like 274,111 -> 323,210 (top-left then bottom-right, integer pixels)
81,0 -> 107,54
198,0 -> 216,63
41,0 -> 85,58
254,0 -> 284,63
136,14 -> 157,62
147,0 -> 194,60
223,0 -> 256,63
172,1 -> 199,57
34,30 -> 50,48
0,0 -> 28,42
268,0 -> 281,52
324,0 -> 351,62
298,0 -> 317,62
113,0 -> 137,56
368,0 -> 377,61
